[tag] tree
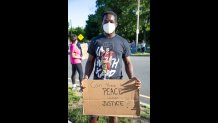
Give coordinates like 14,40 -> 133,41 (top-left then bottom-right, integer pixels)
68,27 -> 86,42
84,14 -> 101,40
84,0 -> 150,43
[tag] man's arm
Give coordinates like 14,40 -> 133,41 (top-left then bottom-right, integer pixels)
83,54 -> 95,79
123,56 -> 133,79
123,56 -> 141,89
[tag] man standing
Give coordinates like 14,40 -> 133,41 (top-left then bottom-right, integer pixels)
81,11 -> 141,123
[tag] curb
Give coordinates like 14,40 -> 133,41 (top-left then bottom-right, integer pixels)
131,55 -> 150,57
140,102 -> 150,108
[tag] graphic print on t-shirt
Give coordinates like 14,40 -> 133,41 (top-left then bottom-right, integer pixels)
95,41 -> 120,79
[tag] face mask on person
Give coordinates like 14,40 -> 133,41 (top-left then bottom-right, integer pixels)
103,22 -> 116,34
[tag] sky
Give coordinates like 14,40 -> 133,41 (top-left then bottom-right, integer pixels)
68,0 -> 97,28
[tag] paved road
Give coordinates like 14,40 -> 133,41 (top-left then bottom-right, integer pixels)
68,55 -> 150,105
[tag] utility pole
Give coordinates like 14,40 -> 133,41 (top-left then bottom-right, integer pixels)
136,0 -> 140,52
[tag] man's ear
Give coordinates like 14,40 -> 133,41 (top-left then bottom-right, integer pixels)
115,22 -> 118,28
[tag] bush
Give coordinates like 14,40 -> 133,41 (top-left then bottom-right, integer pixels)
68,89 -> 80,103
98,116 -> 108,122
118,117 -> 129,123
68,108 -> 89,123
68,89 -> 87,123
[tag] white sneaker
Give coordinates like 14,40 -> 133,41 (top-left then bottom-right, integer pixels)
72,84 -> 77,90
68,120 -> 72,123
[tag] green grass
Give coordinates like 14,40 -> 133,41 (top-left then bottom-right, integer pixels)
68,108 -> 89,123
68,89 -> 86,122
96,117 -> 129,123
68,89 -> 80,103
140,105 -> 150,119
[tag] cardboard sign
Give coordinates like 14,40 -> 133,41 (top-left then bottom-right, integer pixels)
80,43 -> 88,59
83,79 -> 140,117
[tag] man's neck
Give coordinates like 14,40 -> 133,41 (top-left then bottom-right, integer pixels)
104,32 -> 116,39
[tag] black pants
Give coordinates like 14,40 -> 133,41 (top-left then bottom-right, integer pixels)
71,63 -> 83,87
142,47 -> 145,53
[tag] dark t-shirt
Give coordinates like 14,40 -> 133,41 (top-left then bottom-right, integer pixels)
76,42 -> 83,57
88,34 -> 131,79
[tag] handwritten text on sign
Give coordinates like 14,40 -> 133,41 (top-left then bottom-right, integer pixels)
83,79 -> 140,117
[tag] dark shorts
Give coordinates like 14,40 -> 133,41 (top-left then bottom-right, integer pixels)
89,115 -> 117,120
89,115 -> 99,120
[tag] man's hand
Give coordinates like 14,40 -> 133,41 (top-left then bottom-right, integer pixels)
132,77 -> 141,89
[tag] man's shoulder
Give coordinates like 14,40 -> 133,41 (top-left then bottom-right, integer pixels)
114,34 -> 128,43
91,34 -> 105,42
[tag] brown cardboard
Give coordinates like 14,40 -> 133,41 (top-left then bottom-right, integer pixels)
80,43 -> 88,59
83,79 -> 140,117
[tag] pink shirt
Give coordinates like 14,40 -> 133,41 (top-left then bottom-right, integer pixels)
70,44 -> 82,64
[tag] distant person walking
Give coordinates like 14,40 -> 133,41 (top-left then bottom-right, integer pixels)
141,40 -> 146,53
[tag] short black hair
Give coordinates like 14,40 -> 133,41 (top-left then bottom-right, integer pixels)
102,11 -> 117,23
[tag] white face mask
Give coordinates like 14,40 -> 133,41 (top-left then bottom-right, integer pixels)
103,22 -> 116,34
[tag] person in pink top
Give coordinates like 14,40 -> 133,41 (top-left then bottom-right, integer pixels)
69,34 -> 83,92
